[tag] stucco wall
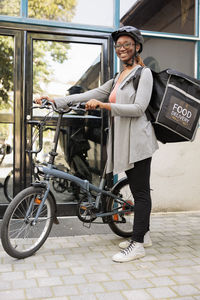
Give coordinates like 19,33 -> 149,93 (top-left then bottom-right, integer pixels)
151,128 -> 200,212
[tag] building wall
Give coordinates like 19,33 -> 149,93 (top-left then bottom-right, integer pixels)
121,0 -> 200,212
151,129 -> 200,212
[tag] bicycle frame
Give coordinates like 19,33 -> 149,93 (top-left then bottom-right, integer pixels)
31,103 -> 133,223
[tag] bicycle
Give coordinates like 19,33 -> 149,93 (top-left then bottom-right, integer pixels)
1,100 -> 134,259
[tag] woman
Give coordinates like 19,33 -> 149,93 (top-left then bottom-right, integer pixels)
36,26 -> 159,263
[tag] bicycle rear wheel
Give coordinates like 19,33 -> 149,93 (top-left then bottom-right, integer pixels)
1,186 -> 55,259
107,178 -> 134,238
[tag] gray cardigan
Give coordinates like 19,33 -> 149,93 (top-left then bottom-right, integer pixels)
54,66 -> 159,175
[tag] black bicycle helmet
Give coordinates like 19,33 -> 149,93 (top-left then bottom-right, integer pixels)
112,26 -> 144,53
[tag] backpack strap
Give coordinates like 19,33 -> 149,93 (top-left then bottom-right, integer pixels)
132,66 -> 143,90
132,66 -> 153,122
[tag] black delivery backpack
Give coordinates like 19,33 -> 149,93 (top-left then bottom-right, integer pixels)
134,68 -> 200,144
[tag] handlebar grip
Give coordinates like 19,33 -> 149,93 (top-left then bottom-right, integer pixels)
78,103 -> 86,109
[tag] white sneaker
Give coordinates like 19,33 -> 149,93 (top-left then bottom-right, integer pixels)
119,231 -> 152,249
112,241 -> 145,263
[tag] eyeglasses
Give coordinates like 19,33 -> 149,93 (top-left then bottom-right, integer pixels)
114,42 -> 135,50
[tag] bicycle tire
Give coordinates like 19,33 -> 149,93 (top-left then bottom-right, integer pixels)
107,177 -> 134,238
52,177 -> 68,193
1,186 -> 55,259
4,171 -> 13,203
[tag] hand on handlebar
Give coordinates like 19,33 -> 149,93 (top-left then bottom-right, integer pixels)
34,96 -> 55,105
85,100 -> 111,111
85,99 -> 102,110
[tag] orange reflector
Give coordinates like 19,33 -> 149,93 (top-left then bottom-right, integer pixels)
34,198 -> 41,204
113,214 -> 118,221
80,206 -> 87,210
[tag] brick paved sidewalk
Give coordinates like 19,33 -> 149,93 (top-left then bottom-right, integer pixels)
0,212 -> 200,300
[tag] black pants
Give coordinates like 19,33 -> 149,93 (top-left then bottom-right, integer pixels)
125,157 -> 152,243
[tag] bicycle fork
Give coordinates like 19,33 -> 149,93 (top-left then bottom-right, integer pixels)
25,181 -> 51,225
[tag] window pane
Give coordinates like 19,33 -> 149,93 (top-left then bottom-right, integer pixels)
121,0 -> 195,35
32,40 -> 103,201
120,0 -> 137,18
0,124 -> 13,204
28,0 -> 114,27
142,38 -> 195,77
0,0 -> 20,16
0,36 -> 14,114
32,40 -> 101,103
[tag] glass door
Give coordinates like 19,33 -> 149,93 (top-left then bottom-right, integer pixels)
25,32 -> 112,214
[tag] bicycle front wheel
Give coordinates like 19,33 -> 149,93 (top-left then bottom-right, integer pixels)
1,186 -> 55,259
107,178 -> 134,238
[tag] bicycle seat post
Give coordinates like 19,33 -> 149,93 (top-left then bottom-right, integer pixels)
47,112 -> 63,166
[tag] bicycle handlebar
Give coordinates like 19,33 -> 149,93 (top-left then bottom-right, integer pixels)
33,99 -> 86,114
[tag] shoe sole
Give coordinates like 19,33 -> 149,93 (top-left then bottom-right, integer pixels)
112,253 -> 145,263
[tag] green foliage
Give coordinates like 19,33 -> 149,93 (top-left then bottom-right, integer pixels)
0,0 -> 20,16
28,0 -> 77,22
0,36 -> 14,108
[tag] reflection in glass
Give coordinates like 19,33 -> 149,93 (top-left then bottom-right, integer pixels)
121,0 -> 195,35
142,38 -> 195,76
32,40 -> 104,202
28,0 -> 113,26
0,0 -> 20,16
0,124 -> 13,204
32,41 -> 101,100
0,36 -> 14,114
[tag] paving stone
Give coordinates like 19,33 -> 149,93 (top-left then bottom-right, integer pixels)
96,292 -> 126,300
107,271 -> 133,280
70,295 -> 97,300
77,282 -> 105,294
26,286 -> 53,299
26,269 -> 49,279
102,280 -> 129,291
126,278 -> 154,289
37,276 -> 63,287
147,286 -> 177,298
0,271 -> 25,281
0,280 -> 12,290
122,289 -> 153,299
53,285 -> 79,297
0,289 -> 25,300
149,276 -> 176,286
70,265 -> 94,275
62,274 -> 87,285
85,272 -> 110,282
172,275 -> 198,284
171,284 -> 200,297
12,278 -> 37,289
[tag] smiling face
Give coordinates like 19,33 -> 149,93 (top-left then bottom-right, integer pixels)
115,35 -> 140,65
